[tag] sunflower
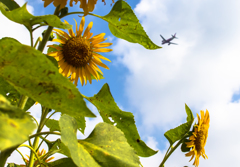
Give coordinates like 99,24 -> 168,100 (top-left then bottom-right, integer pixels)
42,0 -> 80,9
48,17 -> 112,86
21,149 -> 54,167
185,110 -> 210,167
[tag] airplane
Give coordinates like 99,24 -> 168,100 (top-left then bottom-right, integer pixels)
160,33 -> 178,45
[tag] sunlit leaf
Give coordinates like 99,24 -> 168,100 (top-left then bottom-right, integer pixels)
46,119 -> 61,132
79,122 -> 140,167
0,3 -> 71,30
101,0 -> 161,50
185,103 -> 194,122
0,95 -> 36,151
164,121 -> 192,146
0,38 -> 95,120
0,0 -> 19,11
59,114 -> 100,167
84,83 -> 157,157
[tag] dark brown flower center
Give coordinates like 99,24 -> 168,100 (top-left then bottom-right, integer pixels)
195,130 -> 205,151
62,37 -> 93,67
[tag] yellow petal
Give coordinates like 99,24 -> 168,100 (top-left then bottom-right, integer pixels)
52,38 -> 65,44
81,67 -> 87,85
64,20 -> 75,37
93,48 -> 112,53
86,64 -> 99,80
90,33 -> 105,42
93,53 -> 111,62
93,42 -> 112,48
78,16 -> 85,36
84,66 -> 92,84
54,29 -> 70,40
92,58 -> 109,69
83,22 -> 93,38
79,67 -> 84,86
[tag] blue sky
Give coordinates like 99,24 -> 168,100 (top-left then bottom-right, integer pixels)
2,0 -> 240,166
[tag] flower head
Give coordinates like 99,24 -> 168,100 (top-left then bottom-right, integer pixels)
48,17 -> 112,86
42,0 -> 80,9
185,110 -> 210,167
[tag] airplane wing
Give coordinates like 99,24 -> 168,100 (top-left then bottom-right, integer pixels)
169,42 -> 178,45
160,35 -> 166,41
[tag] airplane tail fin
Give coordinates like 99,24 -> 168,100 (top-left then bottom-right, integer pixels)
172,33 -> 178,39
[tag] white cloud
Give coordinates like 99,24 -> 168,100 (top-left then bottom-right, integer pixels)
113,0 -> 240,166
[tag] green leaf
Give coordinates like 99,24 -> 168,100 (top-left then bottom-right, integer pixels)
101,0 -> 161,50
79,122 -> 140,167
0,0 -> 19,11
0,95 -> 36,151
0,37 -> 95,120
49,139 -> 71,158
59,114 -> 100,167
181,138 -> 191,152
46,119 -> 61,132
0,3 -> 71,30
84,83 -> 157,157
7,163 -> 22,167
0,76 -> 35,111
164,121 -> 192,146
48,158 -> 77,167
185,103 -> 194,122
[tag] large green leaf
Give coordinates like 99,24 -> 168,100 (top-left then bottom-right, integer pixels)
0,38 -> 95,120
0,95 -> 36,151
0,0 -> 19,11
101,0 -> 161,50
0,3 -> 71,30
59,114 -> 100,167
84,83 -> 157,157
79,122 -> 140,167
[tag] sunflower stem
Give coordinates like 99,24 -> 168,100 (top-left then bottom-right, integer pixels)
37,6 -> 60,52
18,95 -> 29,110
28,107 -> 49,167
159,138 -> 184,167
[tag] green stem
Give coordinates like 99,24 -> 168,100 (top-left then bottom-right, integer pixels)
159,139 -> 184,167
16,149 -> 28,166
37,6 -> 60,52
28,107 -> 49,167
19,144 -> 41,163
33,37 -> 41,49
29,131 -> 61,140
18,95 -> 29,110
